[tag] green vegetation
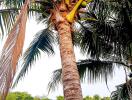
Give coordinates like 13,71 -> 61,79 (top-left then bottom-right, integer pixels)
6,92 -> 33,100
57,96 -> 64,100
6,92 -> 110,100
6,92 -> 47,100
83,95 -> 110,100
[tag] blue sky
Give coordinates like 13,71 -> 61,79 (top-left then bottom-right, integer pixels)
10,18 -> 126,99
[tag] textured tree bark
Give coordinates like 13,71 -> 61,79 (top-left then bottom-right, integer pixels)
55,12 -> 83,100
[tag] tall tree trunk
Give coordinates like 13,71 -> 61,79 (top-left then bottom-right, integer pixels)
55,10 -> 83,100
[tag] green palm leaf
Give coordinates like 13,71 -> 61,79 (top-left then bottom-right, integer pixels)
13,28 -> 55,87
0,0 -> 53,37
48,59 -> 128,92
77,22 -> 113,59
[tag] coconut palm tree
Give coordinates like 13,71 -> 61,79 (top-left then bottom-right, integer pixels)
0,0 -> 98,99
0,0 -> 132,100
20,0 -> 132,98
47,0 -> 132,98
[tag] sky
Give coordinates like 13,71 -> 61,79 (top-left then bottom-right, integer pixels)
5,18 -> 127,99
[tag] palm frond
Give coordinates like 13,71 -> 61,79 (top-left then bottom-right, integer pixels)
110,79 -> 132,100
0,0 -> 25,36
77,59 -> 115,82
0,0 -> 29,99
77,0 -> 132,60
77,21 -> 114,59
3,0 -> 25,7
128,0 -> 132,5
47,59 -> 127,93
28,0 -> 53,20
0,0 -> 53,37
0,8 -> 19,37
47,69 -> 62,94
13,28 -> 55,87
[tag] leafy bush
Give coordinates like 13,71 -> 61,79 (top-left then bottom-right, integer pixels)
6,92 -> 33,100
57,96 -> 64,100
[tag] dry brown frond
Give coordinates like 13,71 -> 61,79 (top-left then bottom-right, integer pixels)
0,0 -> 30,99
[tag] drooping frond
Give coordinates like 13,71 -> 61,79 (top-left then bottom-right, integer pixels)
77,21 -> 113,59
13,28 -> 55,87
77,59 -> 126,82
47,69 -> 62,94
47,59 -> 127,92
0,0 -> 29,99
79,59 -> 114,82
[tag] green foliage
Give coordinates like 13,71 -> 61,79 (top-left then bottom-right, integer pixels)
6,92 -> 33,100
55,95 -> 110,100
93,95 -> 101,100
83,96 -> 93,100
57,96 -> 64,100
83,95 -> 110,100
41,98 -> 50,100
48,59 -> 127,92
13,28 -> 55,87
34,97 -> 40,100
6,92 -> 50,100
101,97 -> 110,100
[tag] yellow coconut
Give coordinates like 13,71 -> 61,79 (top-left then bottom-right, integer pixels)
81,1 -> 87,7
66,0 -> 93,22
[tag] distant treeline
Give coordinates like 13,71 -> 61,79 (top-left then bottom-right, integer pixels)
5,92 -> 110,100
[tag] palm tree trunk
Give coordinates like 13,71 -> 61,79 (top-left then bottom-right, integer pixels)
55,11 -> 83,100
